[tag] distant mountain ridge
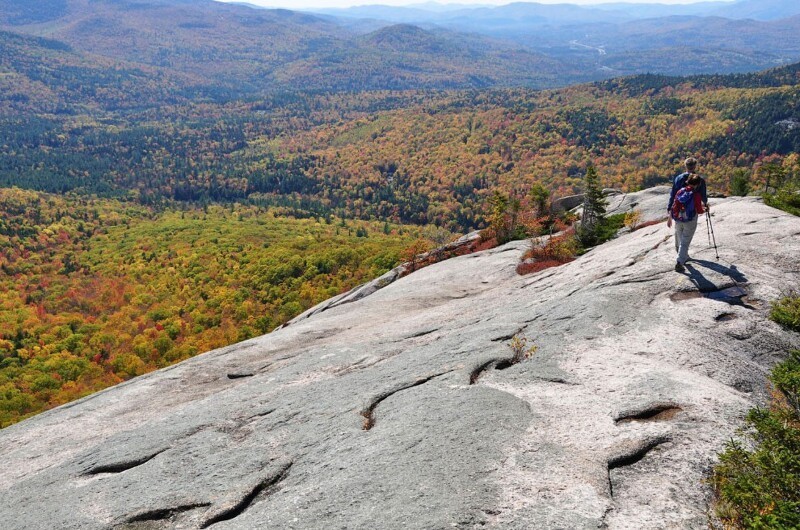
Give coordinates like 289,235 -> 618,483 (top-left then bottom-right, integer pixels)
710,0 -> 800,20
0,0 -> 585,93
314,0 -> 800,24
2,0 -> 800,95
312,1 -> 800,78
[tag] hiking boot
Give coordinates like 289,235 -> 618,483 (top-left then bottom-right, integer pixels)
674,261 -> 685,272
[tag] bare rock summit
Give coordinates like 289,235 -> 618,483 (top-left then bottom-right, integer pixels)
1,188 -> 799,529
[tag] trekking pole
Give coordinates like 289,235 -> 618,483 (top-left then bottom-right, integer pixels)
705,210 -> 712,247
706,209 -> 720,260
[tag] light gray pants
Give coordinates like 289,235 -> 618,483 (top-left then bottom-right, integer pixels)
674,216 -> 699,265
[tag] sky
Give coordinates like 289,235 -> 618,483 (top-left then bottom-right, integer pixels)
217,0 -> 735,11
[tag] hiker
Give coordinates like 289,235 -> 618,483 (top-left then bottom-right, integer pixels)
667,157 -> 709,272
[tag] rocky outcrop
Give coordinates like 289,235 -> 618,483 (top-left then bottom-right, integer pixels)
1,189 -> 798,529
285,231 -> 483,327
551,188 -> 623,214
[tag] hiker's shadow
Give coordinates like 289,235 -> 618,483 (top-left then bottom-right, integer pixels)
684,260 -> 748,291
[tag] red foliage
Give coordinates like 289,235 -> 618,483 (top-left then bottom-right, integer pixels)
515,259 -> 573,275
632,218 -> 667,231
472,237 -> 498,252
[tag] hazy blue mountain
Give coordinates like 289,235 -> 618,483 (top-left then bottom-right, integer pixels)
0,0 -> 586,93
312,1 -> 800,30
313,2 -> 630,25
710,0 -> 800,20
312,1 -> 800,79
0,0 -> 69,25
591,1 -> 732,18
2,0 -> 799,95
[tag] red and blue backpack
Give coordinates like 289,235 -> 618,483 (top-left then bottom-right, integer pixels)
671,185 -> 697,222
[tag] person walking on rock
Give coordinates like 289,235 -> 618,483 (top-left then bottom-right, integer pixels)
667,157 -> 709,272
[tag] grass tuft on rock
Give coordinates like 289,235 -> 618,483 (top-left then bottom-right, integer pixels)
770,294 -> 800,333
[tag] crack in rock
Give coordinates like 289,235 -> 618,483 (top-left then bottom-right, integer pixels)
200,462 -> 293,528
469,360 -> 499,385
533,376 -> 579,386
469,352 -> 531,385
268,410 -> 302,429
607,437 -> 671,498
84,448 -> 168,476
401,327 -> 440,340
490,326 -> 527,343
126,503 -> 212,524
615,404 -> 683,424
631,235 -> 671,264
246,408 -> 276,421
227,372 -> 255,379
361,370 -> 454,430
601,274 -> 661,288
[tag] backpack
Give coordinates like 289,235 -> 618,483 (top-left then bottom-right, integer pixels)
672,185 -> 697,222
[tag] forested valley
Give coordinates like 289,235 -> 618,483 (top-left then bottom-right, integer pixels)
0,187 -> 427,426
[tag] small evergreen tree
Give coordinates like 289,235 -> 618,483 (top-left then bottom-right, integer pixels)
488,190 -> 510,243
529,183 -> 550,217
730,169 -> 751,196
578,165 -> 606,246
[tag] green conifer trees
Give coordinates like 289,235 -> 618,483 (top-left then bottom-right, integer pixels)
578,165 -> 606,246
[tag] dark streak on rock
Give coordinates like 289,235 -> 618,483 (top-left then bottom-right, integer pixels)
270,410 -> 302,429
215,343 -> 258,358
535,376 -> 579,386
85,448 -> 167,476
715,312 -> 737,322
200,462 -> 292,528
255,362 -> 274,373
469,360 -> 498,385
227,373 -> 255,379
491,246 -> 517,254
247,408 -> 276,421
127,503 -> 211,523
615,404 -> 682,424
490,326 -> 525,343
494,359 -> 515,371
470,352 -> 533,384
604,275 -> 661,287
403,328 -> 440,340
361,370 -> 454,430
